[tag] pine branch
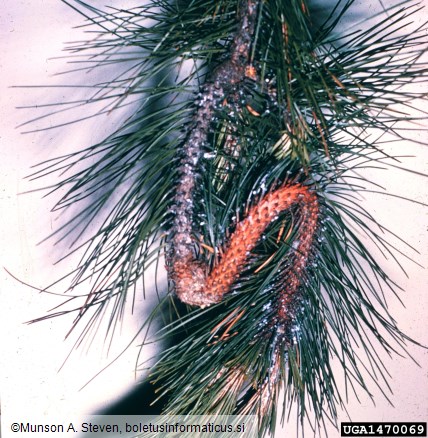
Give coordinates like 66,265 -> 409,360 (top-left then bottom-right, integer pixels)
24,0 -> 428,436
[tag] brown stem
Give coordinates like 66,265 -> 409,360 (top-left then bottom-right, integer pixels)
168,1 -> 259,293
169,1 -> 319,312
172,184 -> 319,307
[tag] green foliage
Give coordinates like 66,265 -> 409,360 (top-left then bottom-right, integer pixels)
28,0 -> 427,436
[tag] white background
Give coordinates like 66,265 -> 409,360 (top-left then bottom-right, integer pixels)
1,1 -> 427,436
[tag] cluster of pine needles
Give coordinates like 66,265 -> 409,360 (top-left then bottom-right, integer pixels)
25,0 -> 427,436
